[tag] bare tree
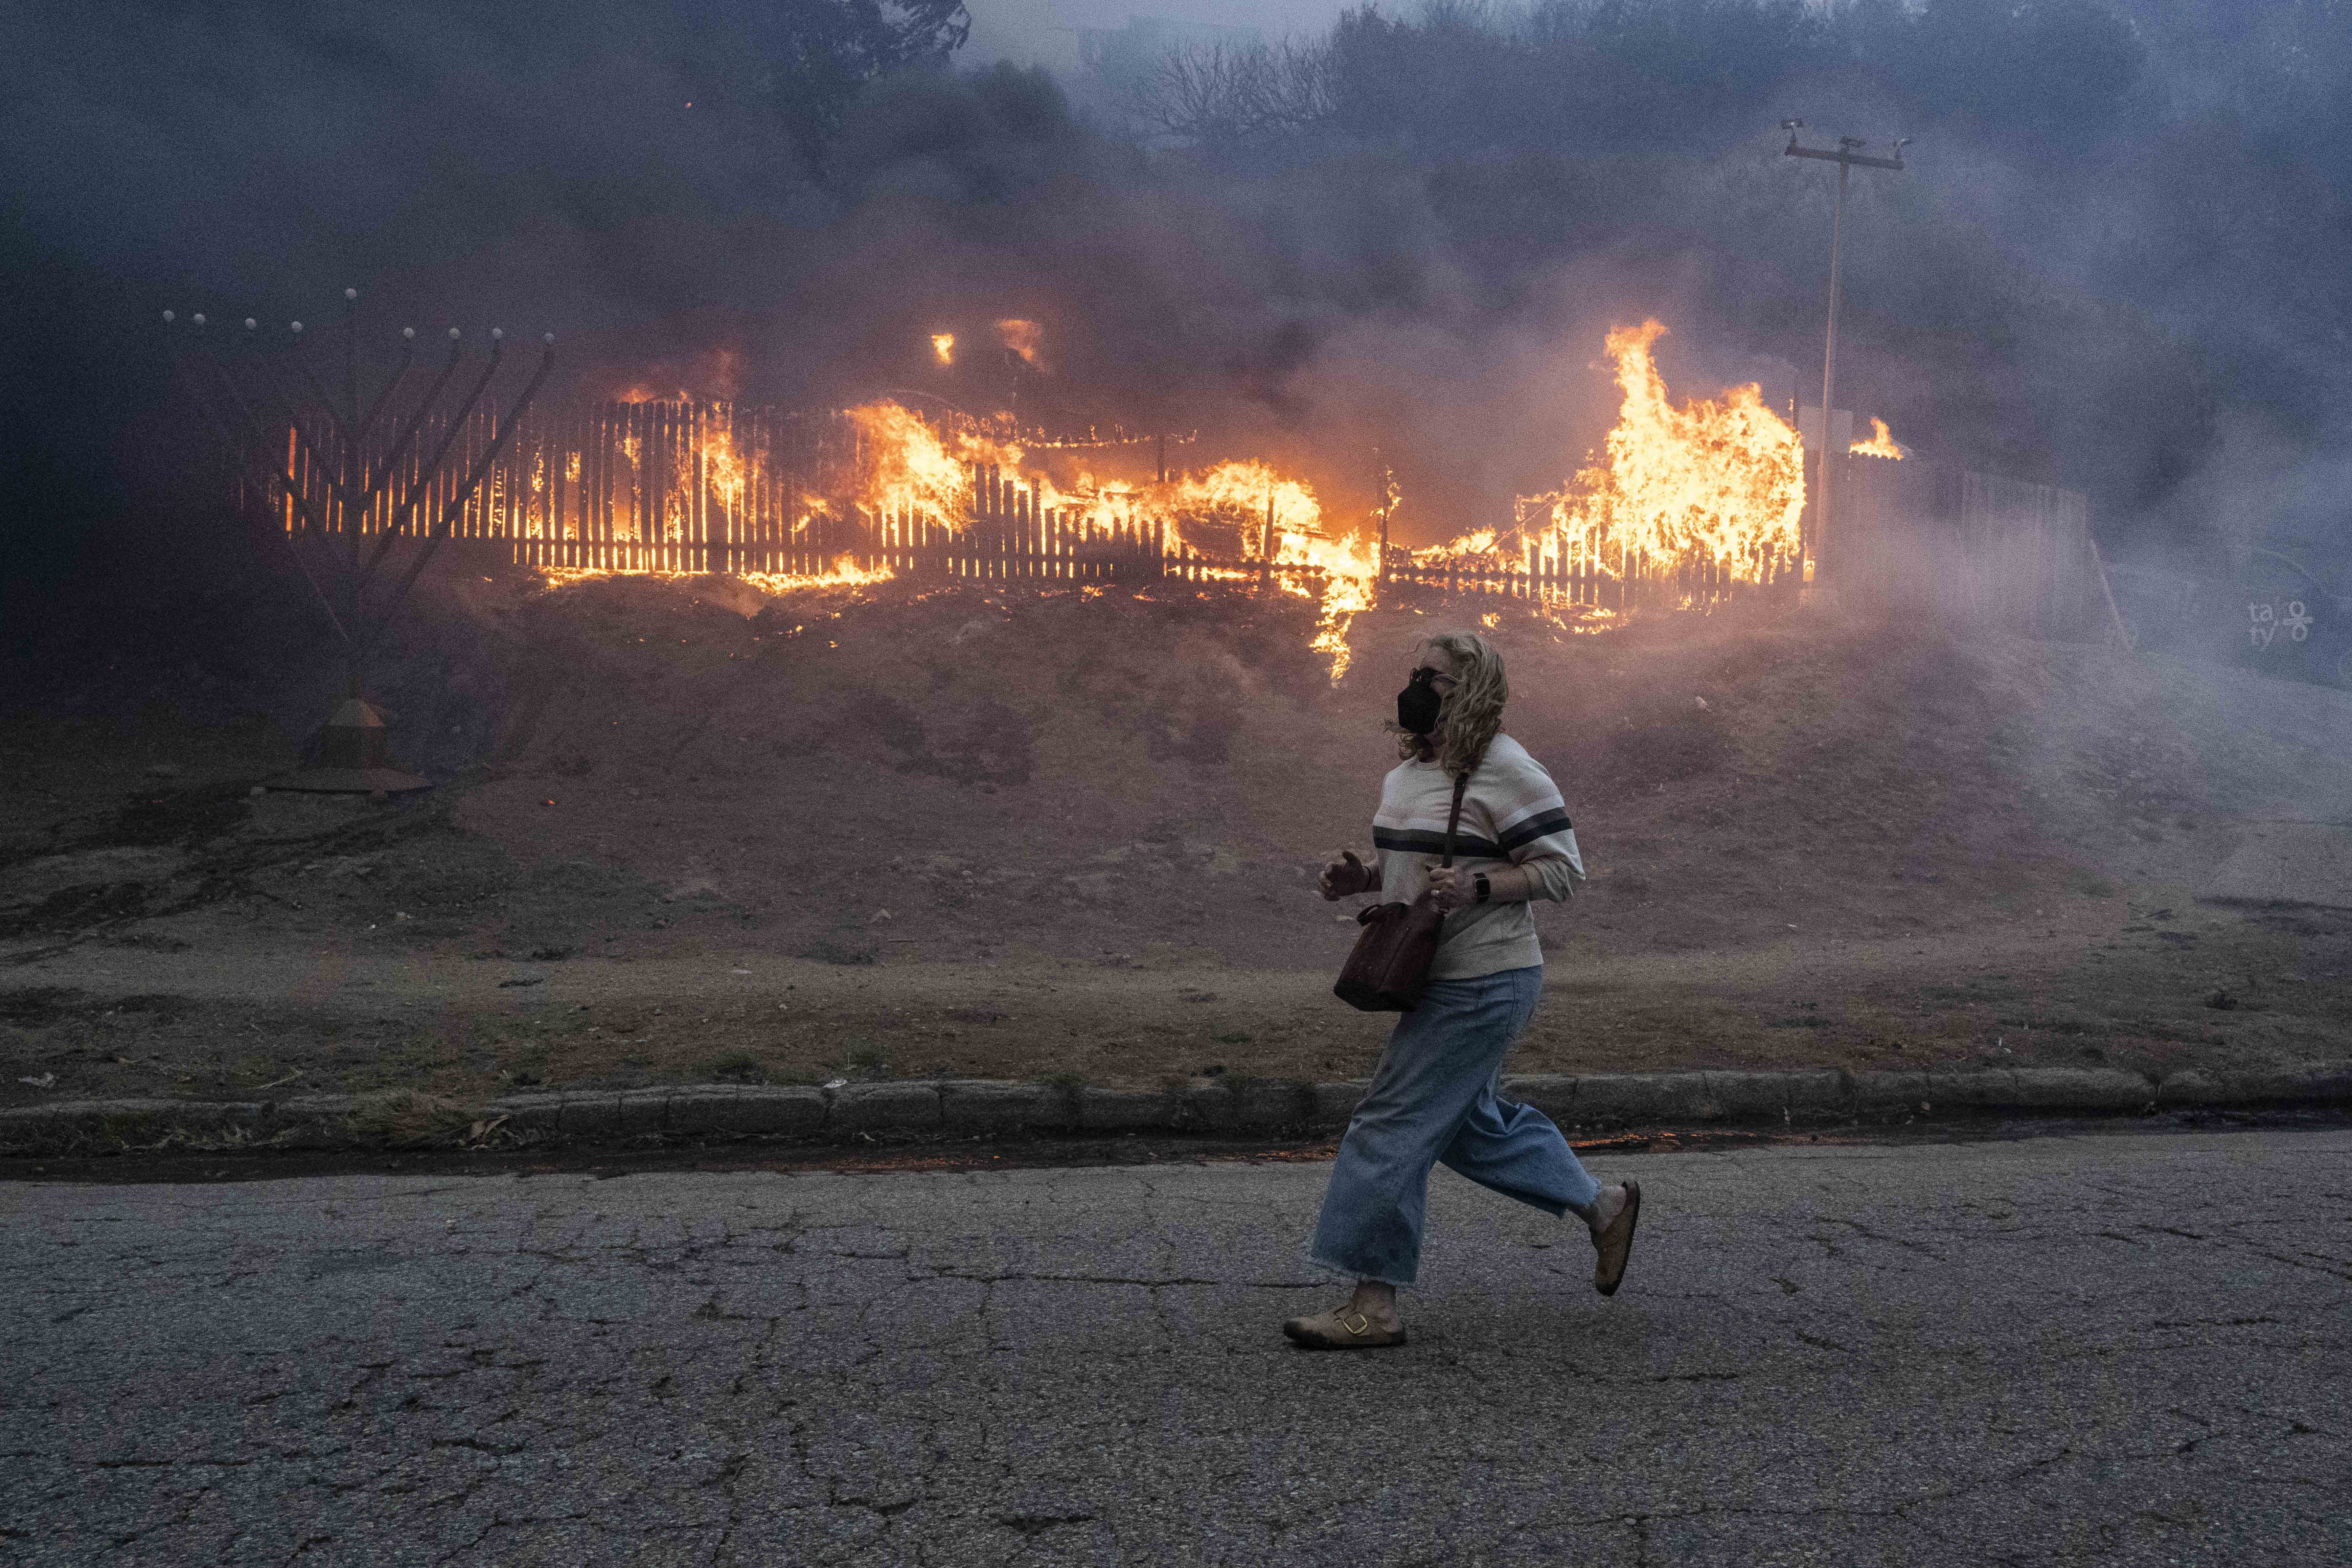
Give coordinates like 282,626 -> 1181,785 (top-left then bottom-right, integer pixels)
1129,37 -> 1334,143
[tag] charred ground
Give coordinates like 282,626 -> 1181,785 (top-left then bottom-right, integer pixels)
4,564 -> 2348,1109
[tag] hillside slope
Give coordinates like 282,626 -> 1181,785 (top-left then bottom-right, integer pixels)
4,567 -> 2348,1101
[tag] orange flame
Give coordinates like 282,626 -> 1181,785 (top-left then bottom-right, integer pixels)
1520,320 -> 1805,585
1009,458 -> 1373,676
538,559 -> 894,593
845,401 -> 1019,518
737,559 -> 896,592
1413,528 -> 1498,566
931,333 -> 955,366
702,425 -> 745,519
996,319 -> 1042,365
1851,416 -> 1904,460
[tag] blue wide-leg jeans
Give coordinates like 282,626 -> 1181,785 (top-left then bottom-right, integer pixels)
1309,965 -> 1599,1286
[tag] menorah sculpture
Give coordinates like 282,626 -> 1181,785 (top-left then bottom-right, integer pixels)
166,290 -> 553,793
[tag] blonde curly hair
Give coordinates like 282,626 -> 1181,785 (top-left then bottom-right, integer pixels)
1393,630 -> 1508,778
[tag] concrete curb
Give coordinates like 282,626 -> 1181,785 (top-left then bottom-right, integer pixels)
3,1063 -> 2349,1158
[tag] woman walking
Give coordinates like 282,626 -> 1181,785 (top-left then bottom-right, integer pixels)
1284,630 -> 1639,1350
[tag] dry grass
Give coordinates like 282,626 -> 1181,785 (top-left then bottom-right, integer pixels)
345,1090 -> 478,1145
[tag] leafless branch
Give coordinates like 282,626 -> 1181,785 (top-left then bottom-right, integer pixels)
1127,38 -> 1333,143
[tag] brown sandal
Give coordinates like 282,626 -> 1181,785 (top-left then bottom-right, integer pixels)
1281,1305 -> 1408,1350
1592,1180 -> 1642,1297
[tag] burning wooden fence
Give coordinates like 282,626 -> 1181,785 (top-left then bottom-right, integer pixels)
238,400 -> 852,577
233,397 -> 1793,610
230,395 -> 2088,627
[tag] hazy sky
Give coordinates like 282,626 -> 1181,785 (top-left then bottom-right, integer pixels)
964,1 -> 1353,70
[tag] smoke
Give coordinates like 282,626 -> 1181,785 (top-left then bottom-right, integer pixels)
4,0 -> 2350,616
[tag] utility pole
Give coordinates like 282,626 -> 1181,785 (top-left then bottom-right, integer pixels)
1783,122 -> 1906,584
1260,481 -> 1276,592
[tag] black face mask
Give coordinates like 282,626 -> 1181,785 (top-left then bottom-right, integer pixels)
1397,667 -> 1444,736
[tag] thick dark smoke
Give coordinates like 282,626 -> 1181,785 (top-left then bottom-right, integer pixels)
3,0 -> 2348,632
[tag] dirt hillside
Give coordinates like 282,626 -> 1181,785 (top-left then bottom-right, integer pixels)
4,564 -> 2348,1106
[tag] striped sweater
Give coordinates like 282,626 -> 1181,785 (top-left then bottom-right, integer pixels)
1370,732 -> 1584,980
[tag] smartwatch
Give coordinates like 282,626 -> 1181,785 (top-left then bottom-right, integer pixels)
1473,872 -> 1491,904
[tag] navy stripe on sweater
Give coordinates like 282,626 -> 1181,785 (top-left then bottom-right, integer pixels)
1497,807 -> 1574,853
1372,826 -> 1508,860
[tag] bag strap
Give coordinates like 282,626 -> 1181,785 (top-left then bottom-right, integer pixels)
1439,771 -> 1469,868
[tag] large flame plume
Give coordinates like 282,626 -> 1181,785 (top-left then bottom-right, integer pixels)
1518,320 -> 1806,586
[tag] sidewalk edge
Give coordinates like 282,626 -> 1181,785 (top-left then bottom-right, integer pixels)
5,1063 -> 2349,1157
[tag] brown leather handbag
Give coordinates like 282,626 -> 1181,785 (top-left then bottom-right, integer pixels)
1333,772 -> 1468,1013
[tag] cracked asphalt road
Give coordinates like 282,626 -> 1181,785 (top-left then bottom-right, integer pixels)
4,1127 -> 2348,1566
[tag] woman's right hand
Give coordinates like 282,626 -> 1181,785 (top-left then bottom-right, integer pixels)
1319,850 -> 1372,901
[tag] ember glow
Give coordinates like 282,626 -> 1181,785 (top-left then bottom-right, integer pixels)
540,559 -> 895,593
931,333 -> 955,366
737,560 -> 897,592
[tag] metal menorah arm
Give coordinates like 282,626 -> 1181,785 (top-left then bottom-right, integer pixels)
284,335 -> 411,534
362,341 -> 464,494
355,340 -> 418,446
172,360 -> 355,645
337,341 -> 469,571
240,354 -> 358,518
289,351 -> 362,485
357,341 -> 506,585
359,343 -> 554,643
255,338 -> 454,535
190,346 -> 340,543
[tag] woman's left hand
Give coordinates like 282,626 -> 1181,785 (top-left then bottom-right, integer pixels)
1427,866 -> 1474,911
